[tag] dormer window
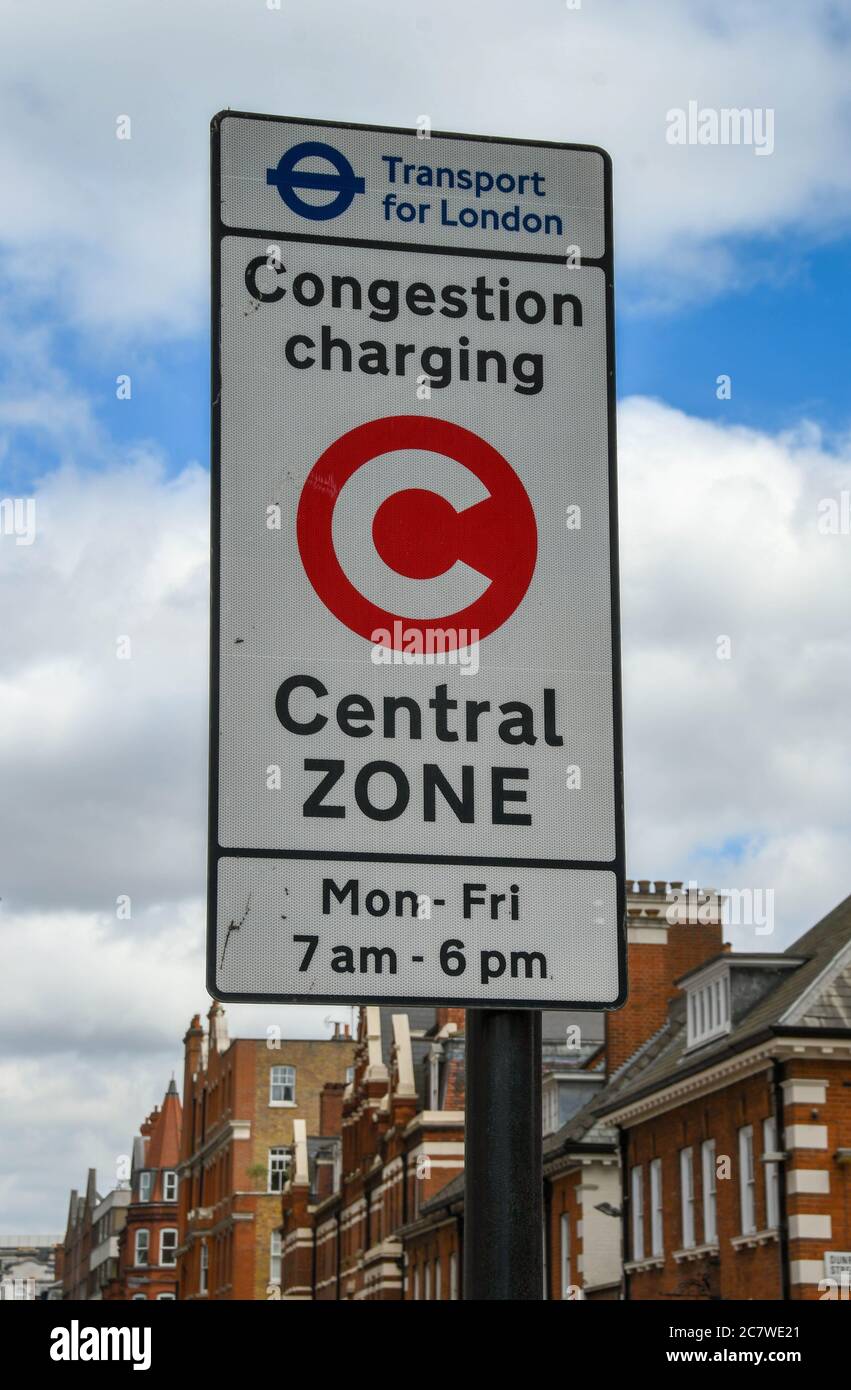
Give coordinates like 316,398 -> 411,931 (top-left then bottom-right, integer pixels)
686,966 -> 730,1049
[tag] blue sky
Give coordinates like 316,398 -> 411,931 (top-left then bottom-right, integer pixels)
621,238 -> 851,436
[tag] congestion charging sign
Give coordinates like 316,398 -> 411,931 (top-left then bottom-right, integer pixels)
208,112 -> 626,1010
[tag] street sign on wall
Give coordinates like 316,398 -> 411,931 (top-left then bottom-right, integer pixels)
209,111 -> 625,1008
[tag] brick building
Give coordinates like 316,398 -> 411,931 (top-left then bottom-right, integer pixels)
398,879 -> 725,1298
176,1001 -> 354,1300
62,1170 -> 97,1300
279,1004 -> 466,1300
598,889 -> 851,1301
62,1169 -> 130,1300
104,1079 -> 182,1301
278,999 -> 610,1299
541,879 -> 724,1300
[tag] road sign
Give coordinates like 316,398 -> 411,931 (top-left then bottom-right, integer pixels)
209,112 -> 625,1009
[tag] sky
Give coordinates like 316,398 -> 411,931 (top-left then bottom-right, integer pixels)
1,0 -> 850,1233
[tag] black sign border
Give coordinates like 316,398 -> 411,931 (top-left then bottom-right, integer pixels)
208,110 -> 627,1011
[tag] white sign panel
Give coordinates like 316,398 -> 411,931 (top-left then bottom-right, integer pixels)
824,1251 -> 851,1285
209,113 -> 625,1008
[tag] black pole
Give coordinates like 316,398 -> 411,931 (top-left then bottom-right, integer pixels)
463,1008 -> 543,1300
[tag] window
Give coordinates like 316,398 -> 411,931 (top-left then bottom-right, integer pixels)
412,1264 -> 420,1301
449,1251 -> 458,1301
270,1231 -> 282,1285
680,1148 -> 695,1249
702,1140 -> 717,1243
434,1258 -> 442,1301
131,1294 -> 147,1301
650,1159 -> 664,1256
134,1230 -> 150,1266
269,1065 -> 296,1105
268,1147 -> 290,1192
156,1294 -> 175,1300
429,1051 -> 440,1110
739,1125 -> 755,1234
199,1241 -> 208,1294
160,1229 -> 178,1267
163,1170 -> 178,1202
763,1117 -> 780,1229
630,1166 -> 644,1261
560,1212 -> 571,1294
138,1171 -> 152,1203
542,1082 -> 559,1136
424,1261 -> 431,1301
686,969 -> 731,1049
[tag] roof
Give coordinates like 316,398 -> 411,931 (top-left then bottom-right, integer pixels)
416,1171 -> 465,1219
543,1106 -> 616,1161
144,1080 -> 182,1171
597,891 -> 851,1115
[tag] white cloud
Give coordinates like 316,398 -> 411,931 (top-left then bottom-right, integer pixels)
0,0 -> 850,334
0,900 -> 355,1229
618,396 -> 851,945
0,454 -> 209,913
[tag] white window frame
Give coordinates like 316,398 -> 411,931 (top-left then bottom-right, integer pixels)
424,1261 -> 431,1301
680,1148 -> 695,1249
434,1258 -> 442,1301
134,1229 -> 150,1267
163,1170 -> 178,1202
701,1139 -> 717,1243
686,966 -> 732,1049
449,1251 -> 458,1301
268,1146 -> 290,1193
138,1171 -> 152,1203
763,1117 -> 780,1229
160,1228 -> 178,1267
428,1051 -> 440,1110
412,1264 -> 420,1301
739,1125 -> 755,1234
270,1230 -> 282,1285
560,1211 -> 572,1294
131,1293 -> 147,1301
156,1293 -> 175,1300
630,1165 -> 644,1262
199,1241 -> 208,1294
650,1158 -> 663,1256
269,1065 -> 296,1106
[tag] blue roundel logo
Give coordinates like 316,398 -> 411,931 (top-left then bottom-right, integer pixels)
266,141 -> 365,221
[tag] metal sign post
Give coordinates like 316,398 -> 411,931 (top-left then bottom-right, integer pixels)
209,113 -> 624,1298
465,1008 -> 543,1300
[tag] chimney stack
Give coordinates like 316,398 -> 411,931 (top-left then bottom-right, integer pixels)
605,879 -> 724,1074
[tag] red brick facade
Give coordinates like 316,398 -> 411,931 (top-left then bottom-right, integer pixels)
602,891 -> 851,1301
280,1006 -> 465,1300
177,1002 -> 354,1300
104,1080 -> 182,1301
606,882 -> 724,1074
616,1054 -> 851,1301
